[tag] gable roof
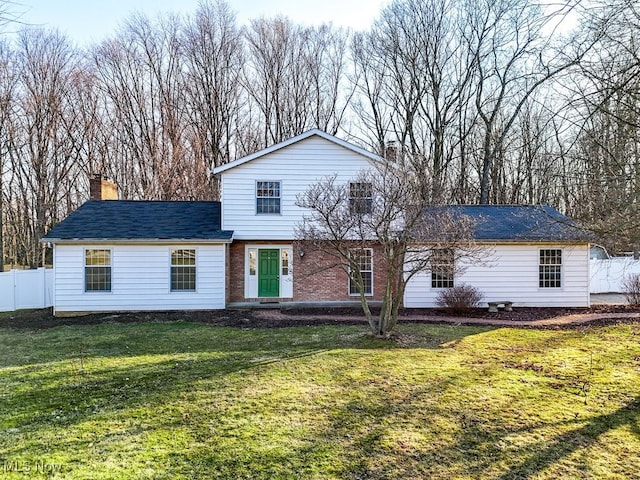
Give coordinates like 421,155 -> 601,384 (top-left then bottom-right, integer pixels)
212,129 -> 384,174
429,205 -> 592,243
43,201 -> 233,244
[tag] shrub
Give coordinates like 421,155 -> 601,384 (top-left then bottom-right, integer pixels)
621,273 -> 640,305
435,284 -> 483,313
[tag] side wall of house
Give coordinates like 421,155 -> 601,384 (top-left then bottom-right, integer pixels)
404,244 -> 590,308
220,135 -> 375,240
53,244 -> 226,314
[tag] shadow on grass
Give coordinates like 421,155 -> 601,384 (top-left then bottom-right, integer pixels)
0,322 -> 499,478
492,396 -> 640,480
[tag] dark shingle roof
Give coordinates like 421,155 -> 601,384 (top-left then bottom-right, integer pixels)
43,201 -> 233,242
428,205 -> 592,242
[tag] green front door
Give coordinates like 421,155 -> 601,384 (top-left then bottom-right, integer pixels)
258,249 -> 280,297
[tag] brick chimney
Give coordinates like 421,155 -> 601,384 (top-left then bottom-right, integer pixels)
89,174 -> 118,200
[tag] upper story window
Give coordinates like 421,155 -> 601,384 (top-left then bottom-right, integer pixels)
349,182 -> 373,215
171,249 -> 196,291
349,248 -> 373,296
85,249 -> 111,292
431,248 -> 454,289
256,181 -> 281,214
539,249 -> 562,288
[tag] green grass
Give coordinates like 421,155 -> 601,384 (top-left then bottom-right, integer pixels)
1,320 -> 639,479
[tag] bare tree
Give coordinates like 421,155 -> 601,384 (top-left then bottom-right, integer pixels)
243,17 -> 350,148
0,38 -> 15,270
563,0 -> 640,255
92,12 -> 214,200
352,0 -> 477,200
181,0 -> 244,197
5,28 -> 82,267
296,161 -> 479,336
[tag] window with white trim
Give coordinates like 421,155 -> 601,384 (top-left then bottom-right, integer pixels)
349,182 -> 373,215
282,250 -> 289,275
256,181 -> 281,214
431,249 -> 454,288
349,248 -> 373,295
171,249 -> 196,291
539,249 -> 562,288
85,249 -> 111,292
249,250 -> 257,276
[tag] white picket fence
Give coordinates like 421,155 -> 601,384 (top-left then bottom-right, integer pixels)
590,258 -> 640,293
0,268 -> 53,312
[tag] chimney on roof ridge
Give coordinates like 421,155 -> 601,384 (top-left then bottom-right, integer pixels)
89,173 -> 119,200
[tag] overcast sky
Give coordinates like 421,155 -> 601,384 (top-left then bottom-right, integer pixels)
13,0 -> 385,45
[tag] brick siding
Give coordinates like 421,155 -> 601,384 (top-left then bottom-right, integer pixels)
228,240 -> 388,303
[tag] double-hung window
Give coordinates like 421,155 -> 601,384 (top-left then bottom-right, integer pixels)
539,249 -> 562,288
431,249 -> 454,288
85,249 -> 111,292
256,181 -> 281,214
171,249 -> 196,291
349,182 -> 373,215
349,248 -> 373,295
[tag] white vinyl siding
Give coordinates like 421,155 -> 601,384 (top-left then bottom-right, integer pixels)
220,136 -> 376,239
404,244 -> 590,308
52,244 -> 226,314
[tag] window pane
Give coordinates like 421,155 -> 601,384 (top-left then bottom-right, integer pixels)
171,266 -> 196,291
85,266 -> 111,291
85,249 -> 110,266
172,249 -> 196,266
249,250 -> 257,276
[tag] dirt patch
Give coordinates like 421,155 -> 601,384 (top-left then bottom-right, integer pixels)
1,304 -> 639,330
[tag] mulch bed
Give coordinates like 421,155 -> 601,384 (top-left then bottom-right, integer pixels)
1,304 -> 639,330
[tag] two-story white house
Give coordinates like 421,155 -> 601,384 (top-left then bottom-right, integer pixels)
44,129 -> 592,315
212,129 -> 388,305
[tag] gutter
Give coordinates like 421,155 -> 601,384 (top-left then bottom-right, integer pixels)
40,237 -> 234,246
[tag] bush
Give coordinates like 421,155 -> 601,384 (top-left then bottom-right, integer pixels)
622,273 -> 640,305
435,284 -> 483,313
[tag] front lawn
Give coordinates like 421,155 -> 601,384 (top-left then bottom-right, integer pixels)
1,320 -> 639,479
